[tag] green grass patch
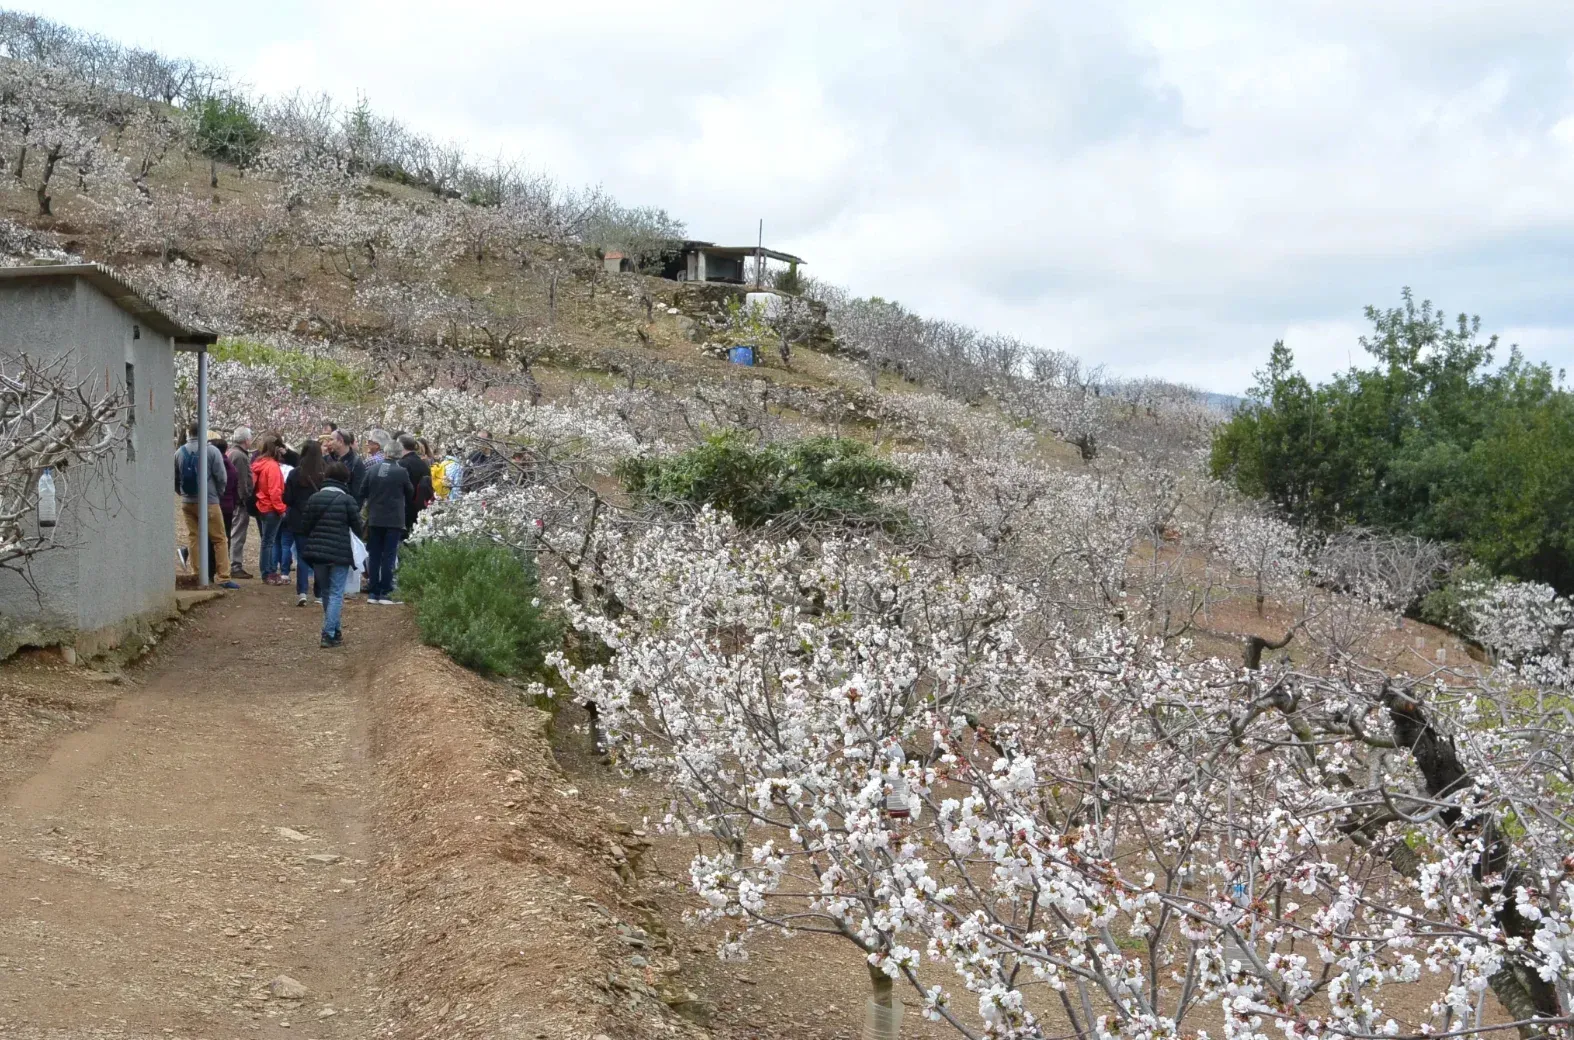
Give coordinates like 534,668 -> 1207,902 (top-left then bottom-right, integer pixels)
398,539 -> 561,678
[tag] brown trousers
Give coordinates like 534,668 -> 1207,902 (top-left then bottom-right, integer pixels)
181,501 -> 232,582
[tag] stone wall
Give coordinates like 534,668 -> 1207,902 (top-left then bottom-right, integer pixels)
671,283 -> 837,356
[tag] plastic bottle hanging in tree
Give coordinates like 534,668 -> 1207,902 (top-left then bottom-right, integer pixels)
38,468 -> 57,528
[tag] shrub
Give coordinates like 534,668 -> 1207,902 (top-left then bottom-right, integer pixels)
618,432 -> 912,530
1416,560 -> 1493,636
773,262 -> 804,295
397,539 -> 561,678
212,338 -> 373,402
193,95 -> 265,168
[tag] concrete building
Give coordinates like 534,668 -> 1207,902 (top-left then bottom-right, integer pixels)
0,263 -> 216,658
662,241 -> 807,285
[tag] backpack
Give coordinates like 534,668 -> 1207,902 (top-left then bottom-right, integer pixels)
179,445 -> 201,497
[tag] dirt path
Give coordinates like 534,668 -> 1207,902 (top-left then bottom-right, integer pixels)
0,585 -> 405,1039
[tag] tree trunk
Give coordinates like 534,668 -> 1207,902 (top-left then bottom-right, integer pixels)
209,156 -> 218,189
1383,686 -> 1565,1037
13,144 -> 25,180
863,963 -> 900,1040
1243,630 -> 1293,670
36,144 -> 61,217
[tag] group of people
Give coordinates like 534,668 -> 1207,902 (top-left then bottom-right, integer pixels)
176,422 -> 481,648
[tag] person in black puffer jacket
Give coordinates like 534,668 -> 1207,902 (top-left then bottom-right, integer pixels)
282,439 -> 326,605
298,462 -> 364,649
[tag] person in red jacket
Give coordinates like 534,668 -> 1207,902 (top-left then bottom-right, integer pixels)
250,434 -> 288,584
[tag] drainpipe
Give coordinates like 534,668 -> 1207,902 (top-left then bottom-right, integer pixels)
196,343 -> 209,588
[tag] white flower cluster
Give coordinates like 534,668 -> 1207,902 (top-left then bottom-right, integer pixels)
1462,578 -> 1573,685
381,386 -> 645,467
536,503 -> 1574,1040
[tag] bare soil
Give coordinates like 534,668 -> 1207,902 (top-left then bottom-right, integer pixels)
0,581 -> 712,1040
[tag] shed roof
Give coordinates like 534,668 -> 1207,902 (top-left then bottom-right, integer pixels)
0,262 -> 219,348
689,245 -> 806,265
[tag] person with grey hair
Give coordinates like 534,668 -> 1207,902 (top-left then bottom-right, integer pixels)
226,426 -> 255,578
361,434 -> 413,605
357,429 -> 390,504
364,429 -> 391,466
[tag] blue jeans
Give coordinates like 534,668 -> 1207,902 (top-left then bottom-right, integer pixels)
257,512 -> 284,576
294,544 -> 317,596
313,563 -> 349,638
279,527 -> 295,576
366,526 -> 403,599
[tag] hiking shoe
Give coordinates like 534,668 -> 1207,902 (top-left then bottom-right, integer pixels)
219,581 -> 241,590
320,633 -> 342,648
296,594 -> 308,607
232,568 -> 254,579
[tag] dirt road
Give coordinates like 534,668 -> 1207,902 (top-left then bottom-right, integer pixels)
0,579 -> 725,1040
0,572 -> 923,1040
0,586 -> 397,1039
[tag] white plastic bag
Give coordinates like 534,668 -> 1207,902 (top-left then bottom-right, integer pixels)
348,532 -> 367,591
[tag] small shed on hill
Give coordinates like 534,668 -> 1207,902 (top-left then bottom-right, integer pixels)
0,263 -> 216,658
661,241 -> 807,286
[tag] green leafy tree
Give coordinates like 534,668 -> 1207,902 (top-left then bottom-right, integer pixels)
192,94 -> 264,183
1211,290 -> 1574,591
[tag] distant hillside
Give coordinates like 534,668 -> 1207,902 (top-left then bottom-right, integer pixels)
0,8 -> 1216,464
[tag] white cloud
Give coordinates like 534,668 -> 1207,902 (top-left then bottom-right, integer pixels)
14,0 -> 1574,390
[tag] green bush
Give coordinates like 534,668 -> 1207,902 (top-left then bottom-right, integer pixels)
773,262 -> 805,295
398,539 -> 561,678
618,432 -> 912,530
193,95 -> 265,168
1416,560 -> 1492,636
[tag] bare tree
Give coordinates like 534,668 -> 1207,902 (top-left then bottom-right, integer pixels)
1316,527 -> 1451,616
0,352 -> 127,571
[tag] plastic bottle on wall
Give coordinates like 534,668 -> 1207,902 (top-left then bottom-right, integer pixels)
38,468 -> 57,528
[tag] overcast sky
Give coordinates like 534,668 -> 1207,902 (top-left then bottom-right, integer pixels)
18,0 -> 1574,392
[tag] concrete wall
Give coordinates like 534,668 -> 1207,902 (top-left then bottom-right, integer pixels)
0,275 -> 178,656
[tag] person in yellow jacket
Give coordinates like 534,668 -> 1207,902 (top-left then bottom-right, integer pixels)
431,450 -> 463,501
430,452 -> 450,499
